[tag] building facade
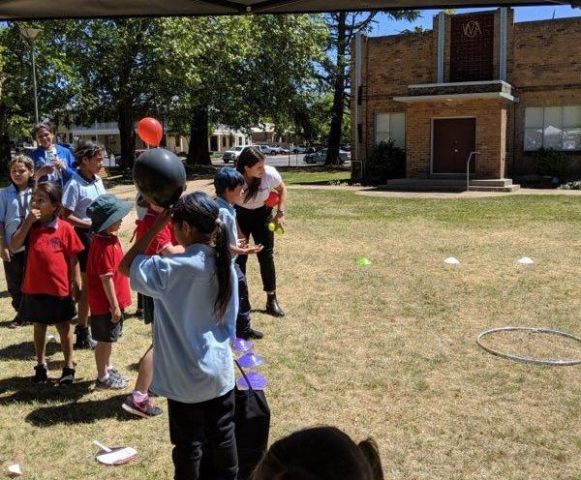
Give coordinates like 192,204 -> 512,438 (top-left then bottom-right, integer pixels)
351,9 -> 581,180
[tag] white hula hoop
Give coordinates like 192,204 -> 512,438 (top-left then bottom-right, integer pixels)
476,326 -> 581,366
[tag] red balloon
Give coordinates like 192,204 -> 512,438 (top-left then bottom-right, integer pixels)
136,117 -> 163,147
264,191 -> 279,208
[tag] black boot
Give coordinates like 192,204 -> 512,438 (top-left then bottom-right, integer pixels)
236,317 -> 264,340
74,325 -> 97,350
265,293 -> 285,318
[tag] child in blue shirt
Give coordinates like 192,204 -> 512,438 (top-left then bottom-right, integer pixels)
214,167 -> 264,340
119,191 -> 238,480
0,155 -> 34,328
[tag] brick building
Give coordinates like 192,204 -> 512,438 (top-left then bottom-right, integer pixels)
351,9 -> 581,182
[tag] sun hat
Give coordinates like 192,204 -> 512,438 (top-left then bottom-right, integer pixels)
87,194 -> 133,232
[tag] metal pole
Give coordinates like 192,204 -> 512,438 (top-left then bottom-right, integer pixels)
30,39 -> 39,125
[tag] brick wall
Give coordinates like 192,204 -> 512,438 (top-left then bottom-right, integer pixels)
352,11 -> 581,179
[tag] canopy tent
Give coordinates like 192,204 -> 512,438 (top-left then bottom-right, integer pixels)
0,0 -> 577,20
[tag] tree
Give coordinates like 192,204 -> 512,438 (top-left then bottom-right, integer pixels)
323,11 -> 419,165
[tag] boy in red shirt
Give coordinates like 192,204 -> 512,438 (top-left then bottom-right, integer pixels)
86,194 -> 132,389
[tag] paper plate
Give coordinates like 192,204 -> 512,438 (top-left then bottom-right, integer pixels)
236,371 -> 268,390
237,352 -> 265,368
232,338 -> 254,353
95,447 -> 137,466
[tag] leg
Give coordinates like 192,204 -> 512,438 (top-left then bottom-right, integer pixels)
95,341 -> 112,380
54,321 -> 74,369
204,390 -> 238,480
33,323 -> 48,365
3,252 -> 25,317
168,399 -> 206,480
235,264 -> 263,340
77,272 -> 89,327
134,344 -> 154,394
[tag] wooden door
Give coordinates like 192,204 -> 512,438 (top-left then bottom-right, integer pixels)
432,118 -> 476,174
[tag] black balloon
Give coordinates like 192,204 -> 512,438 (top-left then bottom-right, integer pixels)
133,148 -> 186,207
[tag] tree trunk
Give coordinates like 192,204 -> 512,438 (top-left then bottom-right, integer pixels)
0,103 -> 11,171
118,99 -> 136,170
186,105 -> 211,166
326,12 -> 347,166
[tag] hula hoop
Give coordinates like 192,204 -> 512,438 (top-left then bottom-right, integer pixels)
476,326 -> 581,366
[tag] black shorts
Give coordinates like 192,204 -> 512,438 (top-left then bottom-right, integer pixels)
19,294 -> 76,324
142,294 -> 155,325
90,312 -> 124,343
74,228 -> 93,273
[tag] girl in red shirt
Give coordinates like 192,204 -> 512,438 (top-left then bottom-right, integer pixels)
10,183 -> 83,385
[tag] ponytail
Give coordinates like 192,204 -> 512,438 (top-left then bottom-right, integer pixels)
213,218 -> 233,320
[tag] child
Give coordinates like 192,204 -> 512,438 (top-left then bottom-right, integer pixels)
122,196 -> 183,418
214,167 -> 264,340
85,194 -> 133,389
119,191 -> 239,480
0,155 -> 34,328
62,140 -> 107,349
252,426 -> 385,480
10,183 -> 83,385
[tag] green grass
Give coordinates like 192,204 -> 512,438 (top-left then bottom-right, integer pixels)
280,168 -> 351,185
1,179 -> 581,479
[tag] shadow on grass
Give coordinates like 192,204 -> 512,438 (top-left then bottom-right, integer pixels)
26,393 -> 140,427
0,376 -> 94,405
0,290 -> 12,299
0,340 -> 61,360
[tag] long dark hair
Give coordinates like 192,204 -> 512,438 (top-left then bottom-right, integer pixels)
236,147 -> 264,203
251,426 -> 384,480
171,192 -> 233,319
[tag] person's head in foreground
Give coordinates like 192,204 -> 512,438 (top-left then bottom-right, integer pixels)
251,426 -> 384,480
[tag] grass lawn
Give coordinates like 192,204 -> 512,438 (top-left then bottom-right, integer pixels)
1,175 -> 580,479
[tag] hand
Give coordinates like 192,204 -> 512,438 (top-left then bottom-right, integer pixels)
274,212 -> 285,228
249,244 -> 264,254
1,246 -> 11,262
26,209 -> 41,226
110,306 -> 122,324
52,157 -> 66,172
37,164 -> 54,177
70,280 -> 81,302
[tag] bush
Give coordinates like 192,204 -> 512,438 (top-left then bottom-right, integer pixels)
364,140 -> 405,185
558,180 -> 581,190
533,147 -> 569,179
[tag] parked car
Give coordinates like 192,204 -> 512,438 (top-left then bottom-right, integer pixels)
291,146 -> 307,154
253,144 -> 277,155
304,148 -> 350,164
115,149 -> 146,167
222,146 -> 245,163
270,145 -> 290,154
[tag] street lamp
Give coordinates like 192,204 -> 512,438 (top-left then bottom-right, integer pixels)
19,26 -> 42,125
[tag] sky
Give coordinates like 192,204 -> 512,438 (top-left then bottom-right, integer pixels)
371,5 -> 581,36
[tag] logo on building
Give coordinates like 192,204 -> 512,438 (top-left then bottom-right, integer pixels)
463,21 -> 482,38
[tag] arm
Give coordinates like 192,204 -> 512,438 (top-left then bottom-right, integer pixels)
101,275 -> 121,323
62,208 -> 91,230
230,242 -> 263,256
9,208 -> 41,252
69,254 -> 82,302
159,243 -> 184,256
274,180 -> 287,228
0,221 -> 9,262
119,209 -> 172,277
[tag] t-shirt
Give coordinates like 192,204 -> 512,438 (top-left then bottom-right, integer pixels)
30,144 -> 76,187
235,165 -> 282,210
86,233 -> 132,315
62,171 -> 106,222
0,184 -> 32,253
22,217 -> 84,297
134,207 -> 176,255
216,197 -> 238,260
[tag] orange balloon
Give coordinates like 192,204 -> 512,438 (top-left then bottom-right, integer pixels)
136,117 -> 163,147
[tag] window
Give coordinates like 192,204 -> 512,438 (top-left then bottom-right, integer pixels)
375,113 -> 405,148
524,106 -> 581,151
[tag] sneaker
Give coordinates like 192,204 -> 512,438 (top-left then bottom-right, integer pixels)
56,367 -> 75,386
237,327 -> 264,340
33,364 -> 48,384
107,367 -> 129,384
95,375 -> 129,390
122,394 -> 163,418
8,317 -> 28,329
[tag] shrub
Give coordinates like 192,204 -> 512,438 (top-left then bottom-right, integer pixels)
558,180 -> 581,190
533,147 -> 569,179
364,140 -> 405,185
